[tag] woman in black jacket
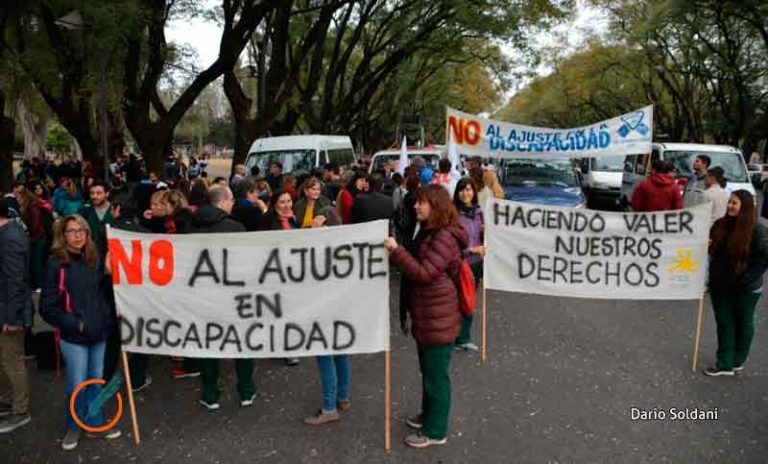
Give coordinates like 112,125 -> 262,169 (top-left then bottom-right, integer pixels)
40,215 -> 120,450
706,189 -> 768,376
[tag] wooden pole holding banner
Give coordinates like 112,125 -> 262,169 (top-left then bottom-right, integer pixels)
691,294 -> 706,372
121,351 -> 141,444
481,280 -> 487,364
384,349 -> 391,452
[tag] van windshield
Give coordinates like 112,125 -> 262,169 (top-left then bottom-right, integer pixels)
592,155 -> 625,172
246,150 -> 316,175
663,151 -> 748,183
501,160 -> 578,187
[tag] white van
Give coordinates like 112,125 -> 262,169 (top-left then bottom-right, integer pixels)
620,143 -> 754,209
578,155 -> 625,208
245,135 -> 355,175
368,148 -> 444,174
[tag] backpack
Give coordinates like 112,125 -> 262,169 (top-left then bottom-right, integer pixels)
453,259 -> 477,316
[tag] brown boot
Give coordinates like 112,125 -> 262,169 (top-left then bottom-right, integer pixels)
304,410 -> 340,426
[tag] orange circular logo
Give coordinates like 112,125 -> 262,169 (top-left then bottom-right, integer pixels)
69,378 -> 123,433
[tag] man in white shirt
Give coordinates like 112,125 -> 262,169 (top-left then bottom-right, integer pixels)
703,166 -> 729,227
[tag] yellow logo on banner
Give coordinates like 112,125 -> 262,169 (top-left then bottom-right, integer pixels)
668,248 -> 701,274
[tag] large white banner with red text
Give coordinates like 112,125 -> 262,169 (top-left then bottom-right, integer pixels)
107,222 -> 390,358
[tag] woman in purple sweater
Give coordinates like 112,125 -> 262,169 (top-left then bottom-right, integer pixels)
452,178 -> 485,351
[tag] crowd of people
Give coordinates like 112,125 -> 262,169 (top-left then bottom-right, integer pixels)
0,151 -> 506,451
2,150 -> 766,452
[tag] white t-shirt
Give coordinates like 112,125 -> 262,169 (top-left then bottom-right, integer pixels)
704,184 -> 729,227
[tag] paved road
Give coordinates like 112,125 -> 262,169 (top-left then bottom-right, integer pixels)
4,277 -> 767,463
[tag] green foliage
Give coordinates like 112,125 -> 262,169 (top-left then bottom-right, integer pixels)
499,0 -> 768,152
46,121 -> 71,154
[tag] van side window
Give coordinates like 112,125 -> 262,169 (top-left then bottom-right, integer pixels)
635,154 -> 649,175
651,149 -> 660,162
328,148 -> 355,167
319,150 -> 328,166
624,155 -> 636,173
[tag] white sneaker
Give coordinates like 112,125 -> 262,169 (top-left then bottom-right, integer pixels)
132,376 -> 152,392
61,428 -> 82,451
455,342 -> 480,352
0,414 -> 31,433
240,394 -> 256,407
86,428 -> 122,439
199,399 -> 220,411
405,432 -> 447,448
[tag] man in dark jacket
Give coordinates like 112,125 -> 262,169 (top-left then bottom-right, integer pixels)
0,201 -> 32,433
190,186 -> 255,410
231,180 -> 267,231
630,160 -> 683,212
322,163 -> 342,204
351,174 -> 394,224
265,161 -> 284,193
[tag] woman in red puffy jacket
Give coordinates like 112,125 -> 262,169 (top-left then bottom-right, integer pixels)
385,184 -> 468,449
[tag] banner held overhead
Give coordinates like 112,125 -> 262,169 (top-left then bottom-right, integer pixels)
446,106 -> 653,158
484,198 -> 708,300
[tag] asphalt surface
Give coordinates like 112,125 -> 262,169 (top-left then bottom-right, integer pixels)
3,275 -> 768,463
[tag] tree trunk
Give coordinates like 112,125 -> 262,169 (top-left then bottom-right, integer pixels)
16,100 -> 47,160
0,91 -> 16,192
107,109 -> 125,162
137,127 -> 172,175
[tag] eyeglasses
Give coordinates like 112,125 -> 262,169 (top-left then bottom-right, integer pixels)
64,229 -> 87,237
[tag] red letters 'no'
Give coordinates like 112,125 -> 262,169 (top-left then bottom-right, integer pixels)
108,239 -> 175,286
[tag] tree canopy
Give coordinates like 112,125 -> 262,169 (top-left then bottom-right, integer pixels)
498,0 -> 768,156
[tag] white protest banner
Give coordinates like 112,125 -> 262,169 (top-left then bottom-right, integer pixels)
107,221 -> 390,358
446,105 -> 653,158
484,199 -> 709,299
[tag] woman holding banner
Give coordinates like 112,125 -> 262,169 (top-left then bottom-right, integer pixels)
385,184 -> 468,449
40,215 -> 120,451
261,190 -> 320,367
453,178 -> 484,352
301,193 -> 351,426
132,190 -> 199,385
706,190 -> 768,377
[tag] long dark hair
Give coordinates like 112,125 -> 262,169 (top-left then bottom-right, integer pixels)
710,190 -> 756,274
453,177 -> 478,211
347,172 -> 368,197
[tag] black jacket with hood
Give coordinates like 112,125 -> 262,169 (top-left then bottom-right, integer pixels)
40,252 -> 113,344
191,205 -> 246,233
0,221 -> 33,327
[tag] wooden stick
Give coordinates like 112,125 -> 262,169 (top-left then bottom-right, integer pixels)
121,351 -> 141,444
481,280 -> 488,364
384,349 -> 391,452
691,295 -> 706,372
